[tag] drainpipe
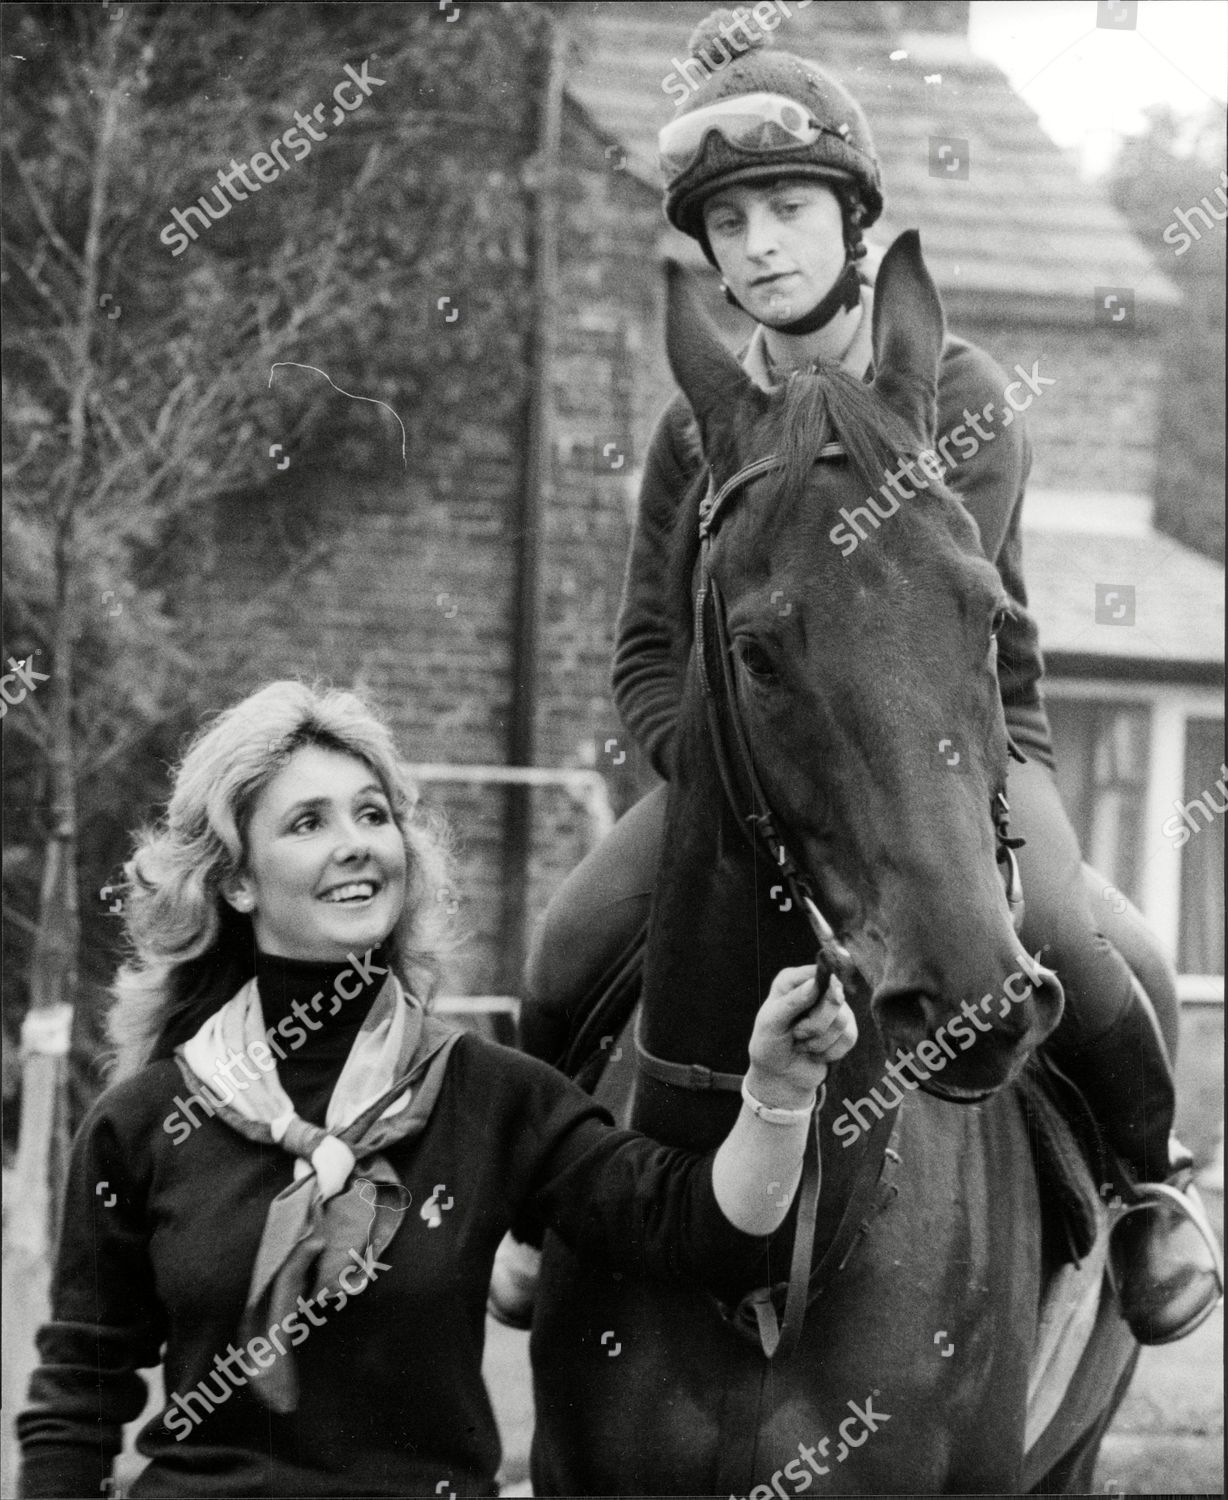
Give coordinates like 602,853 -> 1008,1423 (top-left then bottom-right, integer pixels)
501,19 -> 566,995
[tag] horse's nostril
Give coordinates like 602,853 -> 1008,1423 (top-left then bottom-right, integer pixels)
873,988 -> 937,1046
1023,962 -> 1065,1040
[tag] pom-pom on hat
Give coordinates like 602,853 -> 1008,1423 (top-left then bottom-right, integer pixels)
662,8 -> 882,248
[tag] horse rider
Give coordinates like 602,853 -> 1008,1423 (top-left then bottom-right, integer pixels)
514,9 -> 1222,1346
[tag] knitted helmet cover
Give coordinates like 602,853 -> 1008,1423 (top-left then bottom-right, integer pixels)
663,14 -> 883,245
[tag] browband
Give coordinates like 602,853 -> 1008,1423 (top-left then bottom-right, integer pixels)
699,443 -> 846,540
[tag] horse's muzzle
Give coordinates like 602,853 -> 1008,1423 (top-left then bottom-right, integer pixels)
872,960 -> 1065,1099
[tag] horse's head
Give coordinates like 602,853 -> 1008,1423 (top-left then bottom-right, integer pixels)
666,231 -> 1063,1100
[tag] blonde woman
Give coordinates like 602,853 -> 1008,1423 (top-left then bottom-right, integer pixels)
17,679 -> 855,1500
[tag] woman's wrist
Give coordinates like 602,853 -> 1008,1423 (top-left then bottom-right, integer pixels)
741,1078 -> 814,1127
743,1064 -> 818,1116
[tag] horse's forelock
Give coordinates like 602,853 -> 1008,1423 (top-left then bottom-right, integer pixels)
764,366 -> 936,519
664,368 -> 956,654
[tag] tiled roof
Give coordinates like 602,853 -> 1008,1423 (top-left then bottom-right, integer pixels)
563,0 -> 1178,323
1021,493 -> 1223,674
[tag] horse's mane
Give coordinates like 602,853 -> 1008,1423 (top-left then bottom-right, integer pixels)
667,365 -> 937,647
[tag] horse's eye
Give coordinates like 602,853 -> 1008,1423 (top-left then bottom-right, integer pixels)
736,640 -> 777,680
990,607 -> 1010,640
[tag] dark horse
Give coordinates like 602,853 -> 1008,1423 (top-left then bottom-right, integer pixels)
528,234 -> 1137,1495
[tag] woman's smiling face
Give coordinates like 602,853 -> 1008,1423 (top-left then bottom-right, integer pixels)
229,745 -> 408,961
703,178 -> 846,327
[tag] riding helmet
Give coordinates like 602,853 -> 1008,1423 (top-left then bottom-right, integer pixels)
662,8 -> 883,263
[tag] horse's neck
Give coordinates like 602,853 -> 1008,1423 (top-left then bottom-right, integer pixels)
642,797 -> 764,1042
637,704 -> 893,1223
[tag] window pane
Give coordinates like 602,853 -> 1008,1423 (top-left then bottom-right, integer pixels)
1088,705 -> 1149,904
1047,698 -> 1150,905
1178,718 -> 1226,976
1047,699 -> 1094,851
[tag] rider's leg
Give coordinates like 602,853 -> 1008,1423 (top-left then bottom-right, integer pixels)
1009,756 -> 1222,1342
519,782 -> 666,1066
1010,758 -> 1173,1173
1079,864 -> 1180,1064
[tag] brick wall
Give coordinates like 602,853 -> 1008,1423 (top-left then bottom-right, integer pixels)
951,316 -> 1162,497
206,103 -> 665,998
211,446 -> 537,995
541,106 -> 663,778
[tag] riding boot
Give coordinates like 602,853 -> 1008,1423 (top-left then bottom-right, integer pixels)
1059,995 -> 1224,1344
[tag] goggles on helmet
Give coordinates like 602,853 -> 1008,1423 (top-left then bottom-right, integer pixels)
658,91 -> 851,180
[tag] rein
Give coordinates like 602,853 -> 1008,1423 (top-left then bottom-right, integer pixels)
636,444 -> 1026,1361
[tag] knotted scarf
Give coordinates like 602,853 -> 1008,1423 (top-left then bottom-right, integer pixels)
175,973 -> 460,1413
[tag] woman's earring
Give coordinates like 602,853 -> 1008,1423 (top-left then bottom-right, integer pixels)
232,893 -> 254,912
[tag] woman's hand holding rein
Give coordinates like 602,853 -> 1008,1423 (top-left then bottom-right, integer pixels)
747,962 -> 856,1106
712,965 -> 857,1235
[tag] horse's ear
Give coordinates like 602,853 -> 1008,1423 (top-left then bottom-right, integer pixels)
665,260 -> 765,464
871,231 -> 945,444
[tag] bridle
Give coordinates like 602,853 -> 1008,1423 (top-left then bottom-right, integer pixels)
695,444 -> 858,982
693,446 -> 1024,939
635,442 -> 1027,1360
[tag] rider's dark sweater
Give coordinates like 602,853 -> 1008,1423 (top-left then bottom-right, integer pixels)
613,321 -> 1055,778
17,956 -> 769,1500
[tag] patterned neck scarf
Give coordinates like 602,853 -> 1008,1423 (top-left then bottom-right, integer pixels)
175,973 -> 461,1412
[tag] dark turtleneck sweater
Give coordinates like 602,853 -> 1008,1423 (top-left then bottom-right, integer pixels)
18,951 -> 769,1499
251,946 -> 392,1121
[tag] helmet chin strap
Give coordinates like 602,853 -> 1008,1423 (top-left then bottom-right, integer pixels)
724,258 -> 862,337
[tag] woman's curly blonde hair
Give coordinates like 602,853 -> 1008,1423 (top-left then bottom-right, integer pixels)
107,680 -> 454,1080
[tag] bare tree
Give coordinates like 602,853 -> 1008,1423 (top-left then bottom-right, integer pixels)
2,4 -> 551,1474
1,12 -> 380,1441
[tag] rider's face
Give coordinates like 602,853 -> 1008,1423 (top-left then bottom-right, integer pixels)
703,180 -> 846,328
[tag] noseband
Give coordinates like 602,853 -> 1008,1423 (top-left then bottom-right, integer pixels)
636,443 -> 1028,1360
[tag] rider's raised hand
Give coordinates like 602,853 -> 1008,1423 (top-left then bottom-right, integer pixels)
746,964 -> 858,1109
